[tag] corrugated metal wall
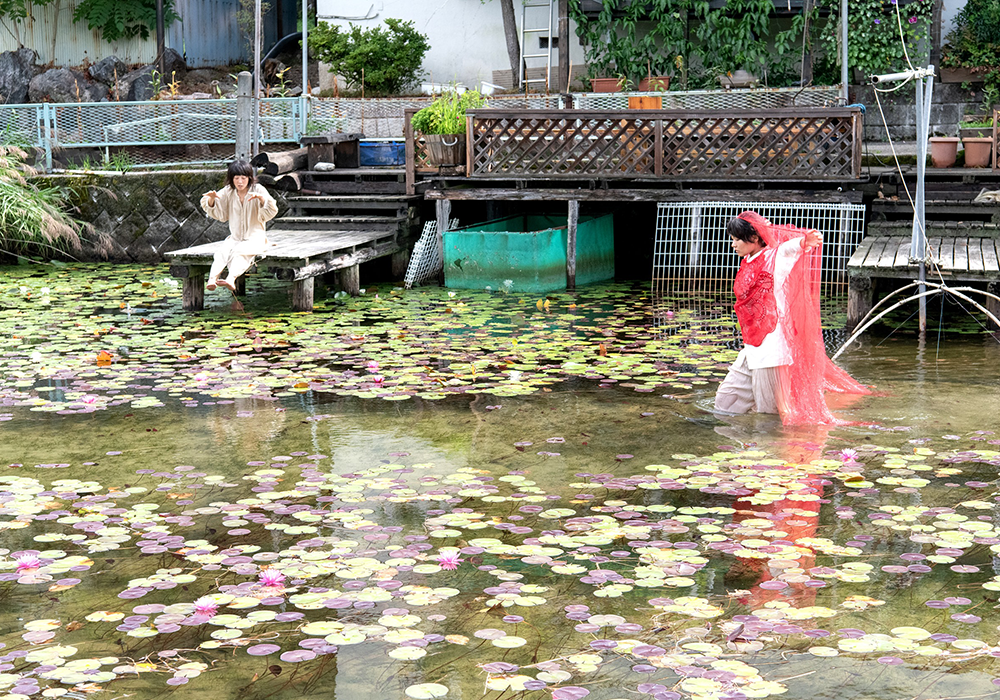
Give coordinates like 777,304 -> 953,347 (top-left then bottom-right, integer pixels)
169,0 -> 247,68
0,0 -> 250,68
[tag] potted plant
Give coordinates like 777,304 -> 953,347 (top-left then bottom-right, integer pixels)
941,0 -> 1000,90
589,77 -> 622,92
411,90 -> 486,167
929,137 -> 961,168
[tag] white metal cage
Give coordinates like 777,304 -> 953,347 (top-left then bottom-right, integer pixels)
653,201 -> 866,300
404,218 -> 460,289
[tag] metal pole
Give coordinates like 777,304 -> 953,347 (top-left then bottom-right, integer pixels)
252,0 -> 262,157
301,0 -> 309,137
236,72 -> 253,163
914,72 -> 934,332
840,0 -> 848,103
155,0 -> 165,75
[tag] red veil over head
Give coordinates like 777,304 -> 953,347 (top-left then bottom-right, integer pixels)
737,211 -> 870,425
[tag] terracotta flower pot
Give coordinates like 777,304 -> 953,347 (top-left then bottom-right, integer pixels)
589,78 -> 622,93
963,137 -> 993,167
929,137 -> 960,167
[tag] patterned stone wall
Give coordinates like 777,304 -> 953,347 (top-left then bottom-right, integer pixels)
35,171 -> 287,263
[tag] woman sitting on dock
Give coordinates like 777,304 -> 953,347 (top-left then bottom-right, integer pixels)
714,211 -> 870,425
200,160 -> 278,292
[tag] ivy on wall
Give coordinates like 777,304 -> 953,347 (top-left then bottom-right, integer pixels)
570,0 -> 930,90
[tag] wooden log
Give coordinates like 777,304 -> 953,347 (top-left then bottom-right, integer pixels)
846,275 -> 873,333
252,147 -> 308,176
292,277 -> 314,311
340,264 -> 361,296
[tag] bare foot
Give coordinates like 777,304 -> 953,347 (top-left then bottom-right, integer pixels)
206,281 -> 217,291
217,279 -> 236,292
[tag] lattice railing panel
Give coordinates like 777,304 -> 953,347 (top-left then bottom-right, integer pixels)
469,109 -> 861,180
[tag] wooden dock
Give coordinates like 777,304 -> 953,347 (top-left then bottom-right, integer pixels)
166,229 -> 407,311
846,234 -> 1000,329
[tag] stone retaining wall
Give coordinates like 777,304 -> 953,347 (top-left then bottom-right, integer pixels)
850,82 -> 986,141
36,171 -> 287,263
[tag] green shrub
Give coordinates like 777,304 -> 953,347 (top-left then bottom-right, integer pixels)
411,91 -> 487,135
309,18 -> 429,96
942,0 -> 1000,104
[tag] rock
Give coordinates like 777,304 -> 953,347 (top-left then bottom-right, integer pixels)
263,58 -> 286,86
117,66 -> 155,101
0,48 -> 36,104
156,47 -> 187,80
88,56 -> 127,86
28,68 -> 106,103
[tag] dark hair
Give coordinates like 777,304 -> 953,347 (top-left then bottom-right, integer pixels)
225,160 -> 256,189
727,216 -> 762,245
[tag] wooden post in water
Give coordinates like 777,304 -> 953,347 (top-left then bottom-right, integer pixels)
292,277 -> 314,311
436,199 -> 452,283
567,200 -> 579,290
236,72 -> 253,163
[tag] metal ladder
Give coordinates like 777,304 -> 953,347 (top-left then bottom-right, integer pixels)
519,0 -> 555,91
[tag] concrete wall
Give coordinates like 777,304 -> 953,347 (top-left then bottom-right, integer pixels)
851,81 -> 987,141
37,171 -> 286,263
315,0 -> 587,92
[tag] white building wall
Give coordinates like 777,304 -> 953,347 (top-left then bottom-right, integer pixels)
315,0 -> 586,91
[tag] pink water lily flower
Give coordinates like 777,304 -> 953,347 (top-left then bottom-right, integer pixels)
14,553 -> 42,572
257,568 -> 286,588
436,551 -> 464,570
192,597 -> 219,617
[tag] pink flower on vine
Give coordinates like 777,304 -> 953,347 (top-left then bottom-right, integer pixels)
909,16 -> 917,23
436,551 -> 464,570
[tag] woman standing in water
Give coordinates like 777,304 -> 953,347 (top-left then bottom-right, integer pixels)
714,211 -> 870,425
200,160 -> 278,292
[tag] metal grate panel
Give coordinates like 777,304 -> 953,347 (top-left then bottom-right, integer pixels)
652,201 -> 866,300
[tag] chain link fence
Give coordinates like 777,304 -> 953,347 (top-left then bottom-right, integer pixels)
0,87 -> 844,171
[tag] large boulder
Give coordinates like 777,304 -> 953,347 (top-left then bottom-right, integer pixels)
118,66 -> 156,101
0,48 -> 37,104
158,47 -> 187,80
28,68 -> 106,103
88,56 -> 127,86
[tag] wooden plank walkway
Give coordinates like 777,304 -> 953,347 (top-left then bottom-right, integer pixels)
166,229 -> 405,311
845,235 -> 1000,330
847,235 -> 1000,280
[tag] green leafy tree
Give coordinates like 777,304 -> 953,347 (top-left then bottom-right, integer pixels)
309,18 -> 430,96
72,0 -> 178,42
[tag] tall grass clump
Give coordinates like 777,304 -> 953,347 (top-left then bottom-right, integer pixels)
0,142 -> 84,260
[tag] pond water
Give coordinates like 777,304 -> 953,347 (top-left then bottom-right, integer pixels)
1,265 -> 1000,700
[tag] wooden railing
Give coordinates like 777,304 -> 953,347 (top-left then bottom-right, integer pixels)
464,108 -> 863,181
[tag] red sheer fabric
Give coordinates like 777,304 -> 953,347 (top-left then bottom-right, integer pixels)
733,252 -> 777,346
736,211 -> 870,425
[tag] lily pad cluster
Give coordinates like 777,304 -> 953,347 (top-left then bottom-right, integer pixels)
1,432 -> 1000,699
0,265 -> 739,414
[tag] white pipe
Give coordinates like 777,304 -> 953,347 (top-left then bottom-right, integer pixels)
832,283 -> 1000,361
302,0 -> 309,134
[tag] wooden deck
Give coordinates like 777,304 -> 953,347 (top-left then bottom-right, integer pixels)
166,229 -> 406,311
846,234 -> 1000,330
847,235 -> 1000,280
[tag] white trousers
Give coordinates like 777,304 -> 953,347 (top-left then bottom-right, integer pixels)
714,354 -> 783,415
208,245 -> 257,285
